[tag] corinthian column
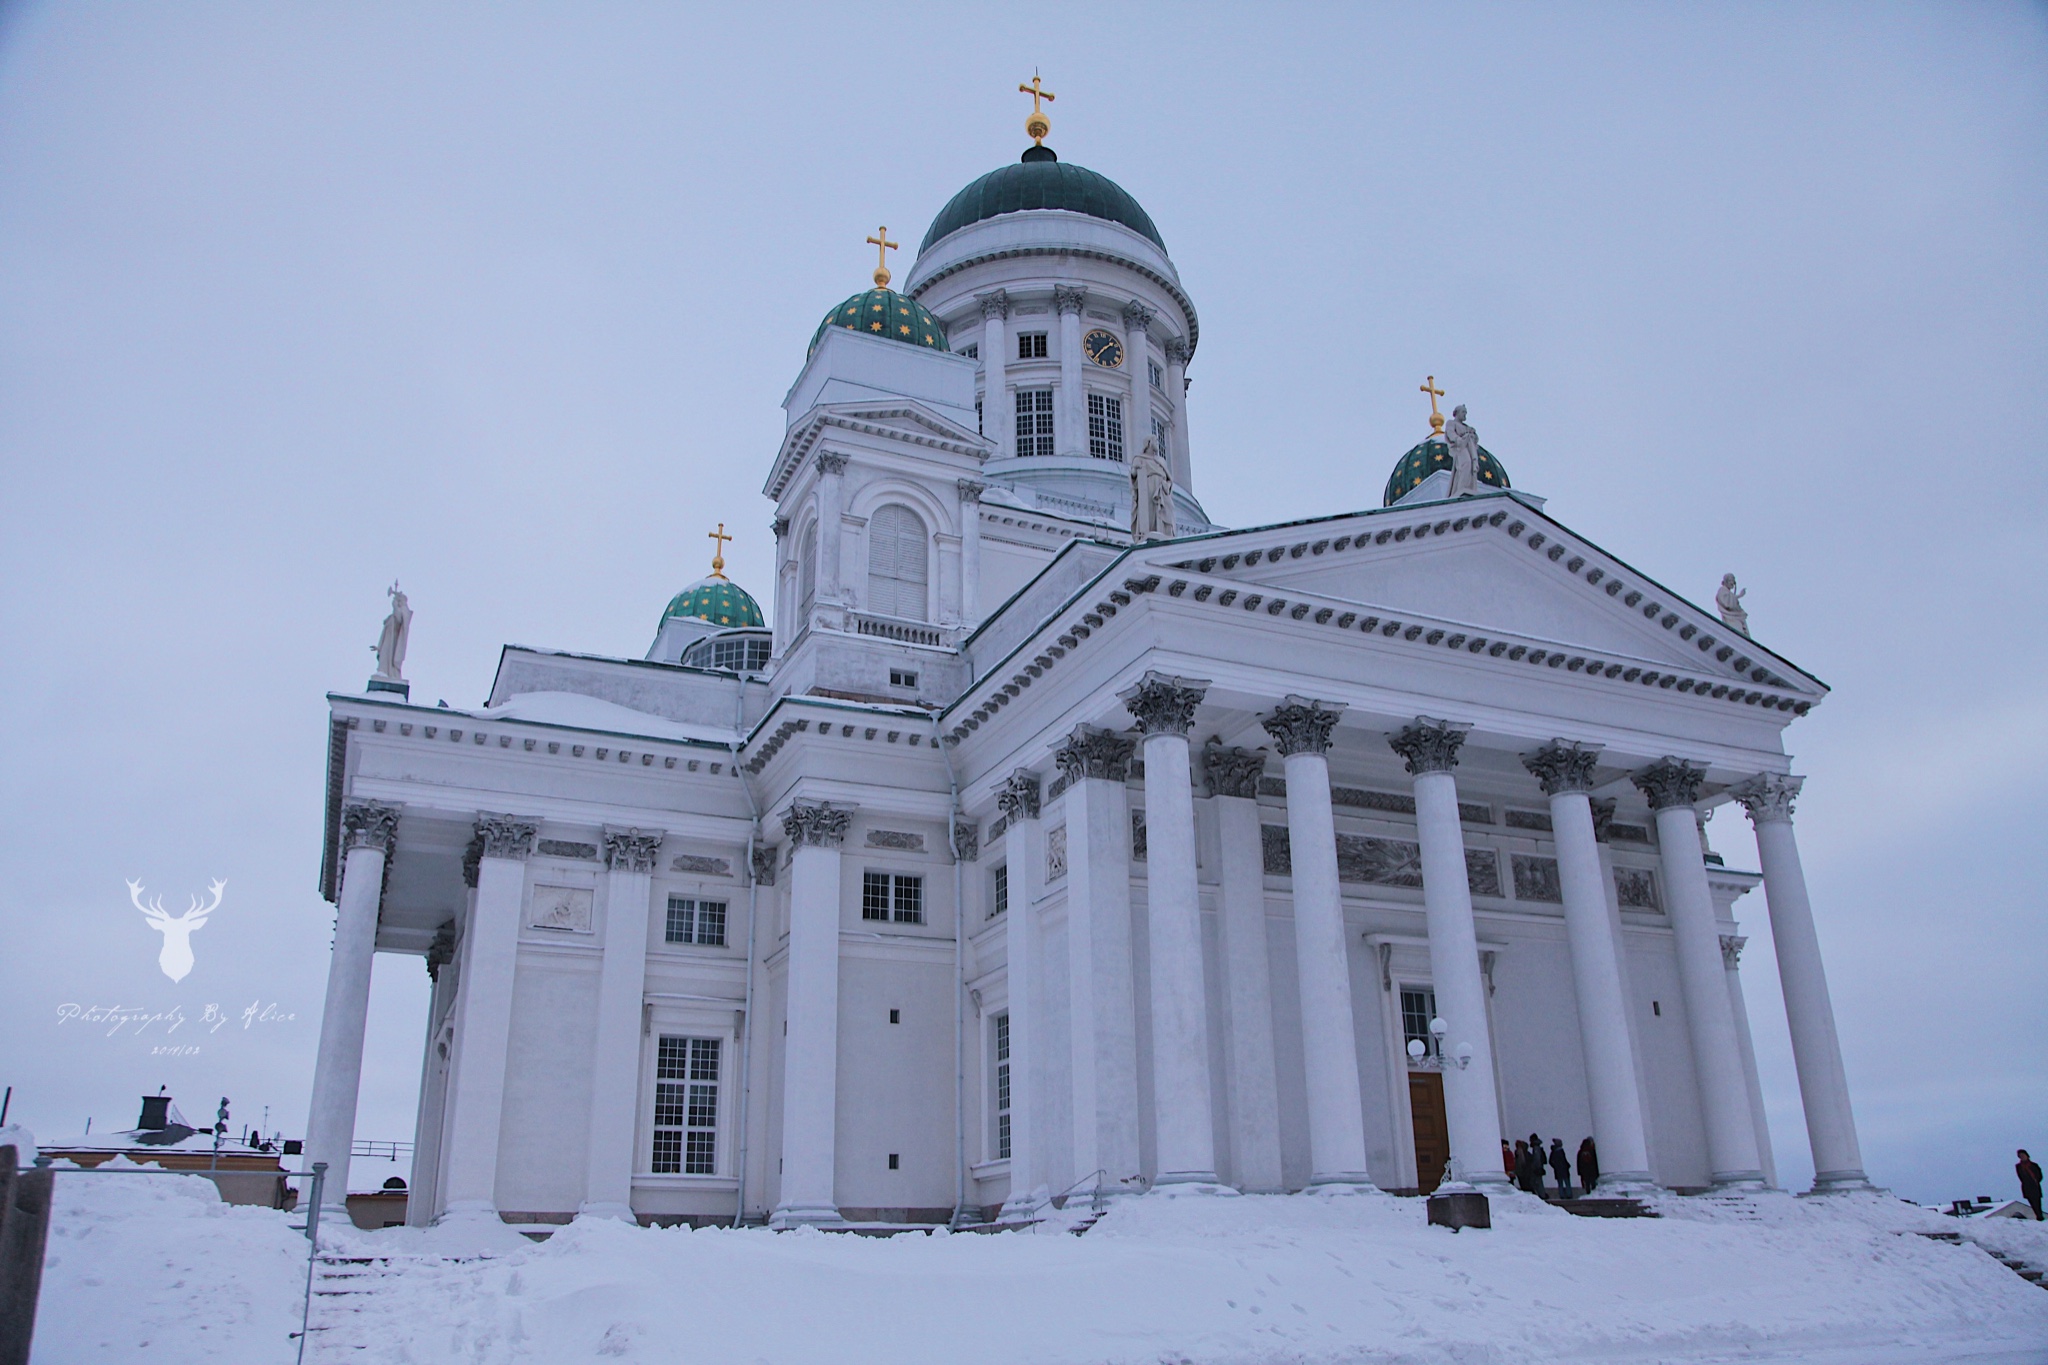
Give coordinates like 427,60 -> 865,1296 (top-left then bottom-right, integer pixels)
1634,760 -> 1763,1188
977,289 -> 1011,460
305,801 -> 398,1221
996,771 -> 1046,1218
1522,743 -> 1655,1193
1730,774 -> 1871,1192
772,802 -> 852,1228
1389,719 -> 1508,1188
1055,286 -> 1087,459
1162,339 -> 1191,492
1120,672 -> 1224,1188
579,827 -> 664,1221
1263,699 -> 1377,1191
1052,727 -> 1142,1189
1203,742 -> 1283,1193
441,812 -> 537,1222
816,452 -> 848,606
1123,300 -> 1154,467
958,480 -> 986,625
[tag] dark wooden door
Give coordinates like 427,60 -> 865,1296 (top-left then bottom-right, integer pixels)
1409,1071 -> 1449,1194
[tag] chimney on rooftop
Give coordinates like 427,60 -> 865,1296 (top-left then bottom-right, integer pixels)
138,1095 -> 172,1130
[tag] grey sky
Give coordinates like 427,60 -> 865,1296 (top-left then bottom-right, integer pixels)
1,4 -> 2041,1203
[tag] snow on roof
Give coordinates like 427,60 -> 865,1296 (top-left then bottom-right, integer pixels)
476,690 -> 740,744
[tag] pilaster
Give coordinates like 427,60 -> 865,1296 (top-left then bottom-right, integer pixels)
772,802 -> 852,1227
580,827 -> 665,1221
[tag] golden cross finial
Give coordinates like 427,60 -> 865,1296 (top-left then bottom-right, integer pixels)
865,226 -> 898,289
707,522 -> 732,580
1018,72 -> 1055,145
1419,375 -> 1446,436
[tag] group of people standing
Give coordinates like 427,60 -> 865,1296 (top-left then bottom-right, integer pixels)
1504,1134 -> 1599,1199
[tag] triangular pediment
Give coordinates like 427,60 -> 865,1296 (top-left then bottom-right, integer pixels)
1147,496 -> 1821,695
766,400 -> 988,498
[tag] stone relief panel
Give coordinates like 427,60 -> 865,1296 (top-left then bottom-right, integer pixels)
537,839 -> 598,861
1261,825 -> 1502,893
1614,867 -> 1661,910
1466,848 -> 1503,897
1511,853 -> 1564,903
1131,810 -> 1147,862
1044,824 -> 1068,882
1504,809 -> 1553,832
867,830 -> 926,853
671,854 -> 732,876
528,885 -> 594,933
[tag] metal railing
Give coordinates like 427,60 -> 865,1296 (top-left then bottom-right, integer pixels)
350,1139 -> 414,1161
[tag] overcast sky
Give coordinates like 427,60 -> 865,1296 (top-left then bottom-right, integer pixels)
1,4 -> 2042,1204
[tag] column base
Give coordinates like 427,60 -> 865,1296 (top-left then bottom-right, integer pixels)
1458,1169 -> 1513,1190
1302,1173 -> 1382,1195
1803,1172 -> 1882,1196
574,1200 -> 638,1223
1708,1172 -> 1769,1192
1577,1174 -> 1661,1199
435,1200 -> 504,1225
315,1198 -> 353,1226
1146,1179 -> 1239,1197
769,1201 -> 846,1230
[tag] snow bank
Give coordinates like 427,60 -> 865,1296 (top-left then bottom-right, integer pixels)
29,1177 -> 2048,1364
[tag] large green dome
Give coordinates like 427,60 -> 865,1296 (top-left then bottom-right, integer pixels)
920,146 -> 1165,254
810,287 -> 949,358
1384,438 -> 1511,506
662,576 -> 765,629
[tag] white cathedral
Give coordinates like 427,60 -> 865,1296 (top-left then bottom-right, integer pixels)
306,92 -> 1872,1231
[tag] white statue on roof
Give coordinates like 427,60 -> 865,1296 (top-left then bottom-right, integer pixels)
1131,437 -> 1175,543
372,582 -> 412,682
1444,403 -> 1481,497
1716,574 -> 1749,636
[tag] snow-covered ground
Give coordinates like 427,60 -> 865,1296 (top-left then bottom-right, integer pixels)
30,1169 -> 2048,1365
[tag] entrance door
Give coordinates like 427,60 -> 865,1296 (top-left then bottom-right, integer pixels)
1408,1071 -> 1449,1194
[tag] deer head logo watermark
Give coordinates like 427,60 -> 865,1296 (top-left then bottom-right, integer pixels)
126,879 -> 225,983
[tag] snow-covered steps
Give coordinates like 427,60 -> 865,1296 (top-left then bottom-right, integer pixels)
1553,1196 -> 1658,1219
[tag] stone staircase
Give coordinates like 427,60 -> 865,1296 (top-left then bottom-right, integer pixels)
296,1252 -> 503,1357
1552,1196 -> 1657,1219
1915,1231 -> 2048,1291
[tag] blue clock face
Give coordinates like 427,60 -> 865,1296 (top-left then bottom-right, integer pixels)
1083,328 -> 1124,368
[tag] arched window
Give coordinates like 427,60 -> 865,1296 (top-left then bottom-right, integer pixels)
866,504 -> 929,621
798,524 -> 817,612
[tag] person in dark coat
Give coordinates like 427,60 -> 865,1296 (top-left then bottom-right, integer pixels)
2020,1149 -> 2044,1221
1577,1137 -> 1600,1195
1521,1133 -> 1546,1195
1513,1140 -> 1530,1191
1548,1137 -> 1573,1198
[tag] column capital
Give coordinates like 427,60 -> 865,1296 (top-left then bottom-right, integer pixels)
816,450 -> 849,477
1262,696 -> 1344,757
1054,284 -> 1088,315
342,801 -> 400,853
1163,338 -> 1189,367
771,515 -> 789,540
1720,934 -> 1746,969
1388,717 -> 1469,775
474,813 -> 538,861
782,802 -> 852,848
1202,741 -> 1267,798
1633,757 -> 1706,811
997,769 -> 1041,822
1730,773 -> 1803,825
1121,300 -> 1155,334
603,827 -> 665,873
975,288 -> 1011,320
956,478 -> 986,504
1119,671 -> 1209,737
1054,723 -> 1136,784
1522,740 -> 1603,795
1589,797 -> 1619,843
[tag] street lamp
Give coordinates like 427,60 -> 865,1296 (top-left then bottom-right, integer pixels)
1406,1018 -> 1472,1071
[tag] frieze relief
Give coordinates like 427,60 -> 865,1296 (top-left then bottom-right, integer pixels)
1131,810 -> 1147,862
672,854 -> 733,877
1614,866 -> 1661,910
537,839 -> 598,861
1260,825 -> 1504,895
749,846 -> 776,887
1511,853 -> 1564,903
867,830 -> 926,853
528,885 -> 594,934
1044,824 -> 1068,882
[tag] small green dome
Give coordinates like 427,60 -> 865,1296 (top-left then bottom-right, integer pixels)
1384,439 -> 1511,507
662,576 -> 765,629
921,146 -> 1166,254
810,287 -> 949,358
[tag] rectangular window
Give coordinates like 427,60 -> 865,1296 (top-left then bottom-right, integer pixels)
1015,388 -> 1055,457
990,863 -> 1008,919
960,343 -> 978,360
889,668 -> 918,689
1087,392 -> 1124,461
975,397 -> 982,435
1016,332 -> 1048,359
651,1035 -> 720,1174
994,1012 -> 1012,1160
1149,360 -> 1164,391
665,897 -> 728,947
1151,414 -> 1169,451
1400,987 -> 1439,1053
860,871 -> 923,924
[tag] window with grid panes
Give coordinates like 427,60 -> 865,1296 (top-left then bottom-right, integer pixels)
1016,332 -> 1048,359
861,870 -> 923,923
1149,360 -> 1164,390
651,1036 -> 719,1174
1015,388 -> 1054,457
665,896 -> 727,947
994,1012 -> 1012,1159
1151,414 -> 1169,451
1087,393 -> 1124,461
990,864 -> 1008,919
960,343 -> 978,360
1399,988 -> 1438,1053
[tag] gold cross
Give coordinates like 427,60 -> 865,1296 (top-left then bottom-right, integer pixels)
1019,73 -> 1055,145
866,226 -> 898,288
707,522 -> 732,580
1419,375 -> 1446,436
